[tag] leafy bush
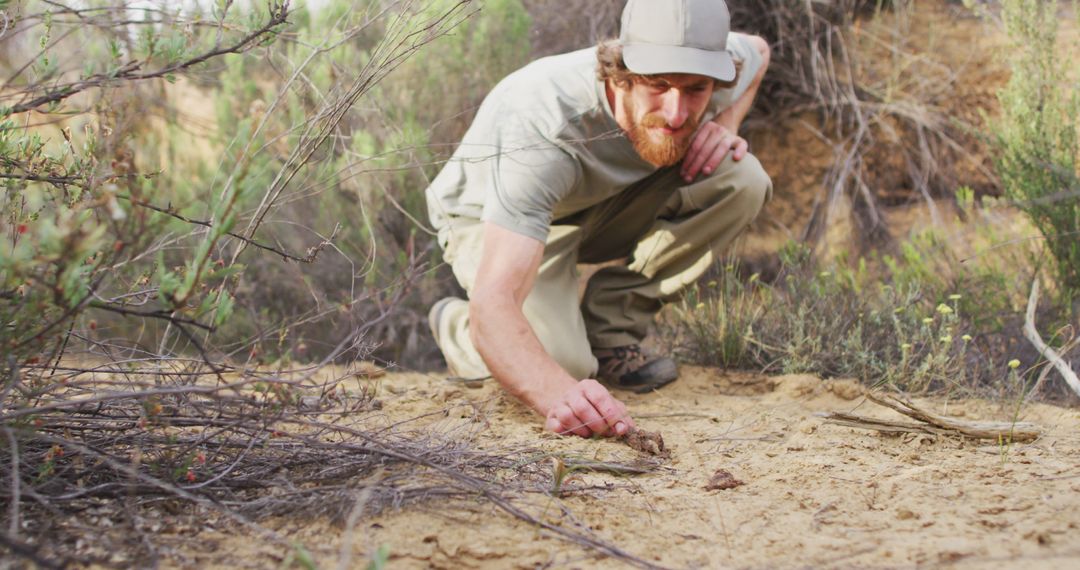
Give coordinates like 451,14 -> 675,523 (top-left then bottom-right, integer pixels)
991,0 -> 1080,303
2,2 -> 293,378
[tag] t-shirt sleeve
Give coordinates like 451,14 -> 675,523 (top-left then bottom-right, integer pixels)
477,113 -> 580,242
708,32 -> 765,114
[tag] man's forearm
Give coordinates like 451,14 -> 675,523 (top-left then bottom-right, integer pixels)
470,297 -> 577,415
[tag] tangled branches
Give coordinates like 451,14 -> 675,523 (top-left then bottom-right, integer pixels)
0,359 -> 664,568
731,0 -> 993,246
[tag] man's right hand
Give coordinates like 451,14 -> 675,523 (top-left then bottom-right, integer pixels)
543,379 -> 635,438
468,223 -> 636,438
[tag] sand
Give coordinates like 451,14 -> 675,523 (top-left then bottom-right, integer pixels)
186,367 -> 1080,569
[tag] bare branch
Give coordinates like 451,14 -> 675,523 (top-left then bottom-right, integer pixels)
121,196 -> 339,263
2,2 -> 291,118
1023,278 -> 1080,398
820,392 -> 1043,442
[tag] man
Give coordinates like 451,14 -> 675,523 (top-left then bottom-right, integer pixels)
425,0 -> 772,438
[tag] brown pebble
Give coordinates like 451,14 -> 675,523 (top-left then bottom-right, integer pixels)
705,469 -> 744,491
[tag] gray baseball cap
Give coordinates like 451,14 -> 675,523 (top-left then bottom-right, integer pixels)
620,0 -> 735,82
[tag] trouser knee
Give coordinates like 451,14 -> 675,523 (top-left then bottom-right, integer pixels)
683,153 -> 772,221
730,154 -> 772,219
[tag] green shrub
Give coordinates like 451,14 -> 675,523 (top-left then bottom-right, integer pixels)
991,0 -> 1080,304
1,3 -> 292,377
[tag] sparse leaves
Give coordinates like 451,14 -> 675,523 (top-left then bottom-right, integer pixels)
993,0 -> 1080,300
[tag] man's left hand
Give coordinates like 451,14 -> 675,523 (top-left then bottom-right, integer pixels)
681,121 -> 748,183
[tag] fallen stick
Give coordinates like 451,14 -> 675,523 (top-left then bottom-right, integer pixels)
821,412 -> 955,437
819,392 -> 1042,442
1023,278 -> 1080,399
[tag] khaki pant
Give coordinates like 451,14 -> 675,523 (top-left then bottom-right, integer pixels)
433,153 -> 772,380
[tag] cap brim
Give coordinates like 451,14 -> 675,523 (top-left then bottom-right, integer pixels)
622,44 -> 735,82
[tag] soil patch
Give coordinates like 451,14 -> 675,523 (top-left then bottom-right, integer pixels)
184,366 -> 1080,569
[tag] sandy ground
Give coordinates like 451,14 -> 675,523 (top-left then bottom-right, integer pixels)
183,367 -> 1080,569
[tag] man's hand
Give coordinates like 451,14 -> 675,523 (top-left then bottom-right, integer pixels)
543,379 -> 635,438
470,224 -> 635,437
680,121 -> 748,183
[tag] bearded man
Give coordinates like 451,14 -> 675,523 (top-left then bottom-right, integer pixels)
425,0 -> 772,437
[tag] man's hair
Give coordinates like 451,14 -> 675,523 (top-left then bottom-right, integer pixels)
595,39 -> 741,89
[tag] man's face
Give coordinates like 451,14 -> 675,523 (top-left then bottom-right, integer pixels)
611,73 -> 715,167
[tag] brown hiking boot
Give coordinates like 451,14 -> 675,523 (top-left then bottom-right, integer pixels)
593,345 -> 678,393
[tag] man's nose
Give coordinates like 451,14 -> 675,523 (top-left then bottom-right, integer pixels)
659,90 -> 690,129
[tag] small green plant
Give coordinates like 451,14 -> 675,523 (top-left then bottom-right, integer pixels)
367,544 -> 391,570
549,456 -> 576,497
999,358 -> 1024,466
282,542 -> 318,570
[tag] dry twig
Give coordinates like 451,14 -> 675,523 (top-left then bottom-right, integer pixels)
820,391 -> 1042,442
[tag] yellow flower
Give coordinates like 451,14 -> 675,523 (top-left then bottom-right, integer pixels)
962,334 -> 973,342
1008,359 -> 1021,369
940,335 -> 952,343
922,317 -> 934,325
948,294 -> 962,301
936,303 -> 954,315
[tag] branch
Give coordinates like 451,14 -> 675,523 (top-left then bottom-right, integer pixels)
2,2 -> 291,118
86,303 -> 214,331
1023,278 -> 1080,398
0,172 -> 83,185
123,196 -> 338,263
820,392 -> 1042,442
3,428 -> 20,540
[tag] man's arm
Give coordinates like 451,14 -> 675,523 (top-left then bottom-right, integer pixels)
681,34 -> 771,182
470,222 -> 634,438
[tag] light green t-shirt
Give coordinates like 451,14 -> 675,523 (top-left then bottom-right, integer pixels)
426,34 -> 763,243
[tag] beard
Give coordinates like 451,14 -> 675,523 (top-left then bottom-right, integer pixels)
626,110 -> 699,168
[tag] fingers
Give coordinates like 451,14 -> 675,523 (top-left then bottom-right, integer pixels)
682,123 -> 723,182
681,123 -> 748,182
544,380 -> 635,438
730,136 -> 749,162
548,404 -> 592,438
579,379 -> 633,436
